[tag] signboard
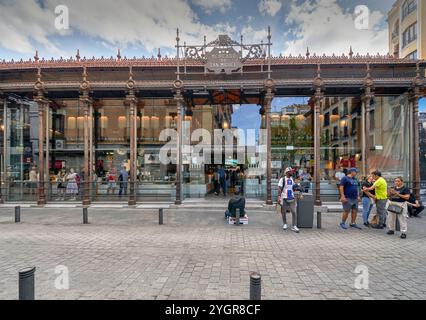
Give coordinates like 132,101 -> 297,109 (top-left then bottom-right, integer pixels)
205,47 -> 242,74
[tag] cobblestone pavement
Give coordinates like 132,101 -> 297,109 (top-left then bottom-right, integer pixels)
0,206 -> 425,300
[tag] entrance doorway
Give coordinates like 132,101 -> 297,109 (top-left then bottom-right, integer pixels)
182,104 -> 264,200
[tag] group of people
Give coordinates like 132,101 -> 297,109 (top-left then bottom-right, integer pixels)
213,166 -> 245,197
339,169 -> 425,239
53,166 -> 130,200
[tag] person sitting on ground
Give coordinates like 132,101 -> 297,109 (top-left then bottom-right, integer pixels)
226,187 -> 246,219
407,193 -> 425,218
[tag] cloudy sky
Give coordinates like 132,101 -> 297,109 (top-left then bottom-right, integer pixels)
0,0 -> 424,112
0,0 -> 397,59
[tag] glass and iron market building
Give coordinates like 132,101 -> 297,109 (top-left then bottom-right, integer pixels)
0,30 -> 425,206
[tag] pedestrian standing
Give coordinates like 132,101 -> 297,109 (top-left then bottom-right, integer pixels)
339,168 -> 362,230
278,167 -> 300,233
387,177 -> 410,239
363,171 -> 388,229
361,175 -> 375,227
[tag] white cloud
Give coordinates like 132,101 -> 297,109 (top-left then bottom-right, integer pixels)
258,0 -> 282,17
241,26 -> 269,44
191,0 -> 232,14
283,0 -> 388,56
0,0 -> 236,57
0,0 -> 65,56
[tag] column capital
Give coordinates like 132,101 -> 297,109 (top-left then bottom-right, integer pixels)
80,66 -> 91,93
125,92 -> 138,105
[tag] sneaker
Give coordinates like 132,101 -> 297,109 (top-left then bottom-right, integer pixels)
387,230 -> 395,235
291,226 -> 300,233
350,224 -> 362,230
400,233 -> 407,239
340,222 -> 348,230
363,222 -> 370,227
371,224 -> 384,229
283,224 -> 288,230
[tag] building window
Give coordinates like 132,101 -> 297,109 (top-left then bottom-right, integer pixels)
405,50 -> 418,60
402,0 -> 417,21
402,22 -> 417,48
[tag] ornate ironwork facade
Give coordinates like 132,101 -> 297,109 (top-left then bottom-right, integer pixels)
0,31 -> 425,205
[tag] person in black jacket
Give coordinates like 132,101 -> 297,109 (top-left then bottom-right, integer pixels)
407,194 -> 425,218
226,187 -> 246,219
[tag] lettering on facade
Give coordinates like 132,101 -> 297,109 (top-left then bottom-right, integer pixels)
205,47 -> 242,74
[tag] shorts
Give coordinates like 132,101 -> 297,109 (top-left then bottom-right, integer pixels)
343,198 -> 359,212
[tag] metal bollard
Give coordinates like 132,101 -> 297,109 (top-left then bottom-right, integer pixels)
317,212 -> 322,229
83,207 -> 89,224
15,206 -> 21,223
159,208 -> 164,225
19,267 -> 36,300
249,272 -> 261,300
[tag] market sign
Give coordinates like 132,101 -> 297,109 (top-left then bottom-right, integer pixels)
205,47 -> 242,75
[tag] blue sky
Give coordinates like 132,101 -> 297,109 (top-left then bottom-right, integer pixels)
421,99 -> 426,112
0,0 -> 396,60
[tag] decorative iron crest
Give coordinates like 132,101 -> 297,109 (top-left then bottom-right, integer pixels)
177,31 -> 271,75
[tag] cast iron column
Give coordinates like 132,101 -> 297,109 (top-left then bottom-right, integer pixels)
264,80 -> 274,205
34,67 -> 47,206
313,65 -> 324,206
80,67 -> 91,206
126,76 -> 138,206
362,64 -> 374,177
174,86 -> 184,205
35,97 -> 46,206
410,63 -> 423,200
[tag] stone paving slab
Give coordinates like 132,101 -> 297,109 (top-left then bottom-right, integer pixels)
0,207 -> 425,300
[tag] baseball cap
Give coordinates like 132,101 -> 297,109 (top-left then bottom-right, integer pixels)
348,168 -> 358,173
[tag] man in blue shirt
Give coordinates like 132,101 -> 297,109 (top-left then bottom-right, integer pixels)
339,168 -> 362,230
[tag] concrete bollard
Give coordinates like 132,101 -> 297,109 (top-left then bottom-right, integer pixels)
15,206 -> 21,223
83,207 -> 89,224
19,267 -> 36,300
249,272 -> 261,300
159,208 -> 164,225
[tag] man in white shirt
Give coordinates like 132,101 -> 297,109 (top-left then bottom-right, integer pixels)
278,167 -> 300,233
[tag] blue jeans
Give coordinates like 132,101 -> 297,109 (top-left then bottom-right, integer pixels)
362,197 -> 373,224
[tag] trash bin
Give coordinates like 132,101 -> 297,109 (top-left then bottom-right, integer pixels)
297,194 -> 314,228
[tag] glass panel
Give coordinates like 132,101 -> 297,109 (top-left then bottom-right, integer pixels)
3,96 -> 39,202
49,99 -> 84,201
369,95 -> 411,182
137,99 -> 176,201
271,98 -> 314,200
92,99 -> 130,201
321,97 -> 362,201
